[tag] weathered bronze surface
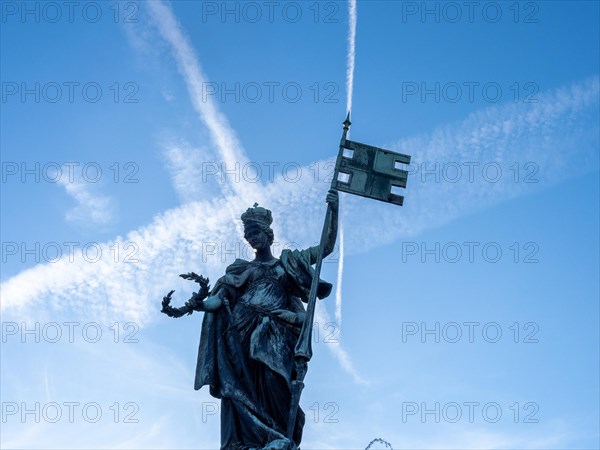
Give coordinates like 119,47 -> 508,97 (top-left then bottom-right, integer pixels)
332,116 -> 411,206
162,197 -> 338,450
160,115 -> 410,450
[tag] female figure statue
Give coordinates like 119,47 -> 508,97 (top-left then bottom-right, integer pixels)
162,190 -> 339,450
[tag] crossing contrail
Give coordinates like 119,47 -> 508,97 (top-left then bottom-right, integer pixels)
346,0 -> 357,113
335,222 -> 345,329
335,0 -> 357,329
146,0 -> 261,204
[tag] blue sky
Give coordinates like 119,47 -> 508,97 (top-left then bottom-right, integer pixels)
1,1 -> 599,449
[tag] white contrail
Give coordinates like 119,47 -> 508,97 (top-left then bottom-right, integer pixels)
346,0 -> 357,113
334,223 -> 344,328
316,300 -> 367,386
146,1 -> 261,203
335,0 -> 357,331
57,176 -> 115,229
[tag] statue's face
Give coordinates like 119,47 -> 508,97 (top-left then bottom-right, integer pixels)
244,226 -> 269,250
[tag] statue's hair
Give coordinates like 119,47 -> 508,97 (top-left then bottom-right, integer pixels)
263,226 -> 275,246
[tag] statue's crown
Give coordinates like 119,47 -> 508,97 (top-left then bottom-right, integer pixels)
241,203 -> 273,227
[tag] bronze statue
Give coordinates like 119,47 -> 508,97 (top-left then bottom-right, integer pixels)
161,115 -> 411,449
162,191 -> 339,450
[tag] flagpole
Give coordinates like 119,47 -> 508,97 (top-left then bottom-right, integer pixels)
286,113 -> 350,440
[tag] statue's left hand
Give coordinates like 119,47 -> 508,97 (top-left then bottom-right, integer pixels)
272,309 -> 304,326
185,292 -> 206,312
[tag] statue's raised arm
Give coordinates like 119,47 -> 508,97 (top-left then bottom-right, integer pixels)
305,188 -> 339,264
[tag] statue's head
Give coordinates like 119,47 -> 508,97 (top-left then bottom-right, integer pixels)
241,203 -> 274,249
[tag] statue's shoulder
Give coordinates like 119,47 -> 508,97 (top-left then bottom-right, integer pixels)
224,258 -> 252,274
216,259 -> 253,290
280,247 -> 309,262
280,248 -> 294,263
280,248 -> 301,257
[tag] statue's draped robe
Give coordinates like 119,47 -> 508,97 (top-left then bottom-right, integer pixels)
195,249 -> 332,450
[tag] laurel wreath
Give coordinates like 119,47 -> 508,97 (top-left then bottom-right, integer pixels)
160,272 -> 211,318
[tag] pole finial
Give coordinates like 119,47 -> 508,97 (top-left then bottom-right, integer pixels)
343,111 -> 351,131
340,112 -> 352,144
